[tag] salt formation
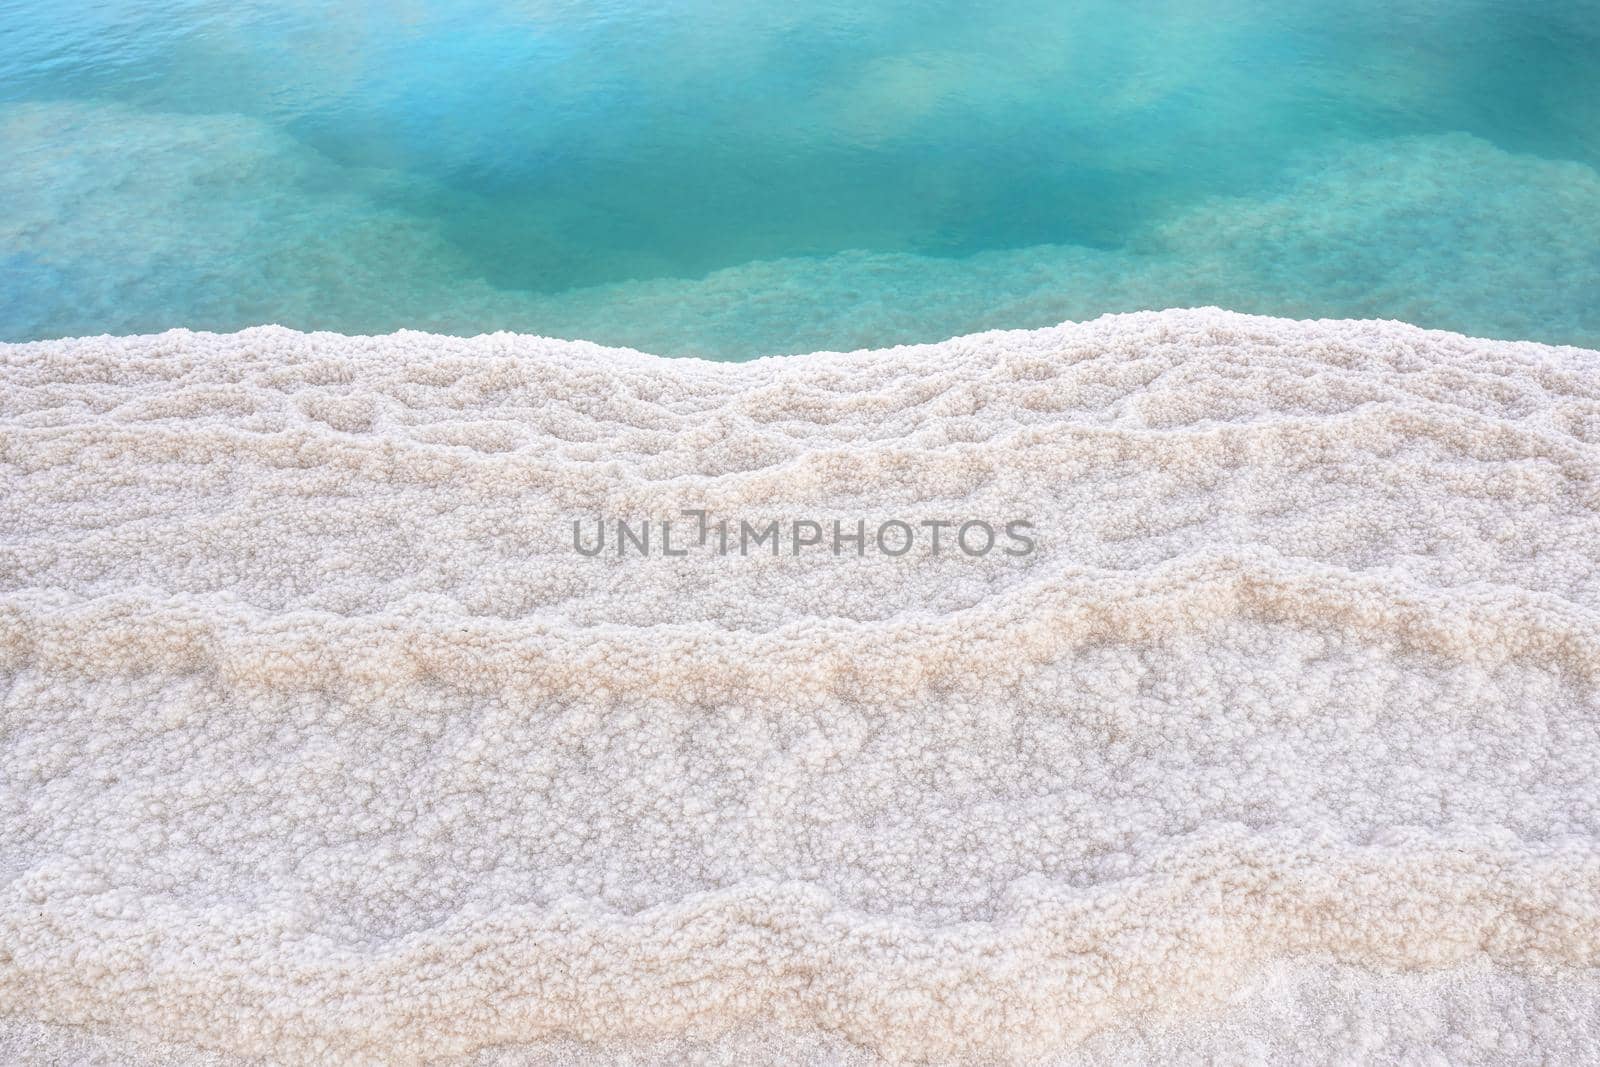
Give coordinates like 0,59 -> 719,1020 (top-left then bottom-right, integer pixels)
2,308 -> 1599,1064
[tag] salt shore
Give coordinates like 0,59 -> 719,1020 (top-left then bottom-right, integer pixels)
2,308 -> 1599,1063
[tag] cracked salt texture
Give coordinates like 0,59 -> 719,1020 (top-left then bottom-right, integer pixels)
1,308 -> 1599,1063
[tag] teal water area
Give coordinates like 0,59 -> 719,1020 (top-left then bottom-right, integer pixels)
2,0 -> 1598,357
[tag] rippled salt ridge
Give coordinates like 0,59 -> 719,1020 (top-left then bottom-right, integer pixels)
2,310 -> 1600,1063
2,0 -> 1599,356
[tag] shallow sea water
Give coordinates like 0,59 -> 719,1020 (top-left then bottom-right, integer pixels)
1,0 -> 1598,357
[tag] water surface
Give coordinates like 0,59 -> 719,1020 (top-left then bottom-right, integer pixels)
2,0 -> 1597,356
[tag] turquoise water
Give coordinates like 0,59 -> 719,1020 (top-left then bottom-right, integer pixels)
2,0 -> 1598,358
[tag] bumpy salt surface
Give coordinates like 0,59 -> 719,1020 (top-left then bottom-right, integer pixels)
2,308 -> 1599,1064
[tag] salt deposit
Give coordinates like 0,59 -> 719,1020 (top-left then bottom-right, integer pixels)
2,308 -> 1599,1064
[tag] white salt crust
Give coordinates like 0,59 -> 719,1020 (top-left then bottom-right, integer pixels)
1,308 -> 1599,1064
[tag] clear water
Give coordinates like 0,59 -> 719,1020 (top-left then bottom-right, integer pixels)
2,0 -> 1598,358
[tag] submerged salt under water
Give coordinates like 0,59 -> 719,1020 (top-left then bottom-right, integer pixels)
1,0 -> 1598,357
